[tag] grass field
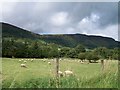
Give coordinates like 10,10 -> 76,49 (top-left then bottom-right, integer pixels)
1,58 -> 118,88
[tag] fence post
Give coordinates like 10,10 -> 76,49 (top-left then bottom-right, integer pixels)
55,48 -> 60,88
56,57 -> 59,88
101,59 -> 104,71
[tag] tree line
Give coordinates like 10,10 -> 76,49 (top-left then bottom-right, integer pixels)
2,38 -> 119,61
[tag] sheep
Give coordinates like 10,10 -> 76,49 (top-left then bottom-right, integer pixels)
43,60 -> 46,62
24,60 -> 27,63
59,58 -> 62,61
48,62 -> 51,65
78,60 -> 81,62
19,60 -> 22,62
31,59 -> 34,62
21,64 -> 27,68
80,61 -> 84,64
64,70 -> 73,76
58,71 -> 64,77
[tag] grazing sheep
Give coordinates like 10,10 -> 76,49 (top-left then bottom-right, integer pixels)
48,62 -> 51,65
21,59 -> 24,61
31,59 -> 33,62
81,61 -> 84,64
78,60 -> 81,62
64,70 -> 73,76
24,61 -> 27,63
21,64 -> 27,68
43,60 -> 46,62
58,71 -> 64,77
59,58 -> 62,61
19,60 -> 22,62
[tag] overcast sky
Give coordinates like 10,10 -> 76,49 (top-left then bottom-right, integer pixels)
0,2 -> 119,41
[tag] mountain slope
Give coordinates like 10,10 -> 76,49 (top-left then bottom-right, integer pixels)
40,34 -> 119,48
1,22 -> 119,48
1,22 -> 40,40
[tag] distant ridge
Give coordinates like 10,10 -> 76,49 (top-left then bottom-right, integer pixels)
1,22 -> 119,48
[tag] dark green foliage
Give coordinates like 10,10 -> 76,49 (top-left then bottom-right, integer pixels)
75,44 -> 86,53
1,22 -> 120,59
60,47 -> 70,57
78,53 -> 86,60
2,22 -> 40,40
1,22 -> 119,49
93,47 -> 108,59
66,48 -> 77,58
2,37 -> 120,60
86,52 -> 99,62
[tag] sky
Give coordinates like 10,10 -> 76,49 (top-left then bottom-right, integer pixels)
0,1 -> 119,41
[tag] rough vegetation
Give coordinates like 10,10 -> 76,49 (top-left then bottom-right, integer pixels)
2,58 -> 118,88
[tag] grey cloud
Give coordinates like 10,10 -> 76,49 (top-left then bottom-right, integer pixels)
2,2 -> 118,40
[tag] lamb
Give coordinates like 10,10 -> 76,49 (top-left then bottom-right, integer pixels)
21,64 -> 27,68
58,71 -> 64,77
64,70 -> 73,76
48,62 -> 51,65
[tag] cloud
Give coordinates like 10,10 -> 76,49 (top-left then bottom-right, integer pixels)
1,2 -> 118,40
50,12 -> 69,26
78,13 -> 100,32
77,13 -> 118,40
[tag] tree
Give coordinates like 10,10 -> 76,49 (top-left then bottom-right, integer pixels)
78,53 -> 86,61
93,47 -> 109,59
86,52 -> 99,63
66,48 -> 77,58
60,47 -> 70,57
75,44 -> 86,54
93,47 -> 109,71
31,41 -> 42,58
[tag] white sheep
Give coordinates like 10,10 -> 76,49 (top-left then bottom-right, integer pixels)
19,60 -> 22,62
21,64 -> 27,68
64,70 -> 73,76
24,61 -> 27,63
31,59 -> 33,62
59,58 -> 62,61
78,60 -> 81,62
58,71 -> 64,77
81,61 -> 84,64
43,59 -> 46,62
48,62 -> 51,65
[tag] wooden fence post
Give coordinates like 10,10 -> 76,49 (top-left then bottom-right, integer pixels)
56,57 -> 59,88
101,59 -> 104,71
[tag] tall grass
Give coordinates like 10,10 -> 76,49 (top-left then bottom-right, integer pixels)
2,58 -> 118,88
3,70 -> 117,88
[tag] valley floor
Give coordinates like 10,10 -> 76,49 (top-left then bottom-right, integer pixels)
1,58 -> 118,88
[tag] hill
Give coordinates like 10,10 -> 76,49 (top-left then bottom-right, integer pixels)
1,22 -> 119,48
1,22 -> 40,40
